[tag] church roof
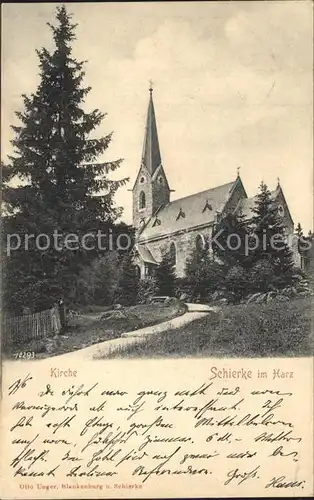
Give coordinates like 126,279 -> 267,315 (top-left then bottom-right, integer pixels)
237,196 -> 256,219
237,188 -> 278,219
135,244 -> 158,264
140,88 -> 162,175
138,180 -> 237,241
237,185 -> 294,225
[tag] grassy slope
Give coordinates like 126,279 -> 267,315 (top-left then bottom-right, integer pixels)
106,297 -> 313,359
5,302 -> 186,360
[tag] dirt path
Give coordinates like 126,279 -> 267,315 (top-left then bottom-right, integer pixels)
38,304 -> 217,361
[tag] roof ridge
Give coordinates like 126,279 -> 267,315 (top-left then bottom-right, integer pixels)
242,189 -> 277,203
164,180 -> 236,207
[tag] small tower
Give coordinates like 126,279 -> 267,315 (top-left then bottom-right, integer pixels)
132,85 -> 171,230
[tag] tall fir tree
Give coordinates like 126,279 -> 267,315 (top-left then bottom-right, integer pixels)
2,6 -> 127,313
249,181 -> 294,275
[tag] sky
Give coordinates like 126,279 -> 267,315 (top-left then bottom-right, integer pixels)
1,1 -> 313,230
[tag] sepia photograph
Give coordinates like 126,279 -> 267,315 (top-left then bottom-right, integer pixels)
2,1 -> 313,362
1,2 -> 313,498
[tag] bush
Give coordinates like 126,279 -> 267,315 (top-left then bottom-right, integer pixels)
247,259 -> 275,293
223,265 -> 249,303
190,260 -> 227,302
174,277 -> 196,302
175,260 -> 227,303
137,277 -> 159,304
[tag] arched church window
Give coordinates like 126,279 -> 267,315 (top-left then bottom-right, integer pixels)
278,204 -> 285,217
196,234 -> 205,252
170,242 -> 176,268
135,265 -> 141,279
139,191 -> 146,209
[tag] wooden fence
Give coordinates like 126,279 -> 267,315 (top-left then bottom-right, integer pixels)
2,306 -> 62,348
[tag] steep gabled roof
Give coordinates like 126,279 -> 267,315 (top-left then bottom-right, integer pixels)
274,184 -> 294,226
236,196 -> 257,220
135,244 -> 158,264
236,185 -> 294,226
138,180 -> 237,241
151,163 -> 171,192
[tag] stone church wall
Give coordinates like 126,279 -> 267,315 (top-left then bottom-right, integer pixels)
133,171 -> 170,229
132,179 -> 154,230
143,225 -> 214,277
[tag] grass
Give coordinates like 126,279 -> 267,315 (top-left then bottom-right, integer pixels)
4,301 -> 186,360
105,296 -> 313,359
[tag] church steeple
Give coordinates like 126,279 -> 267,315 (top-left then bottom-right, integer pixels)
141,85 -> 162,174
132,86 -> 171,230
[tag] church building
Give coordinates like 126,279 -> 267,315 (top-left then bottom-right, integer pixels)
132,87 -> 298,279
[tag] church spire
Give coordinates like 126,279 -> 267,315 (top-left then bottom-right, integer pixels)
132,85 -> 170,230
141,84 -> 162,175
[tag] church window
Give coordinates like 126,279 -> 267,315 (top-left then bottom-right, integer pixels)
176,208 -> 185,221
140,176 -> 145,183
139,191 -> 146,209
135,265 -> 141,279
196,234 -> 205,251
202,200 -> 212,212
170,242 -> 176,268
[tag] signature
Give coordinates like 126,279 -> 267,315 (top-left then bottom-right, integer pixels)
224,465 -> 260,485
265,476 -> 306,489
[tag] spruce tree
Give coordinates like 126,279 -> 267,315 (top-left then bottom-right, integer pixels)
212,210 -> 249,268
249,181 -> 294,275
295,222 -> 303,238
185,238 -> 226,300
155,251 -> 176,297
185,236 -> 212,279
295,222 -> 309,254
114,252 -> 139,306
2,6 -> 127,313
